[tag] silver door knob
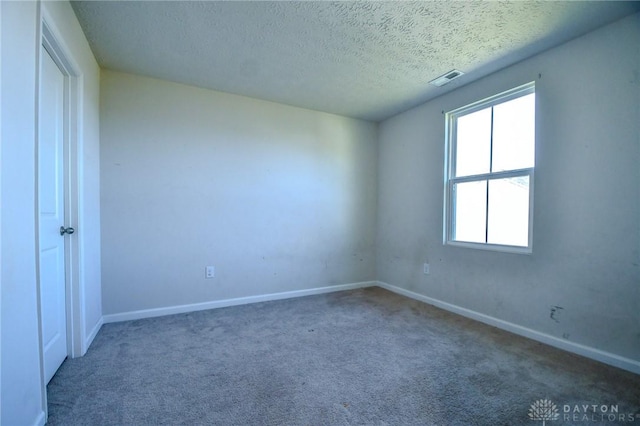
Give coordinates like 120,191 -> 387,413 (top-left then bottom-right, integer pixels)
60,226 -> 75,236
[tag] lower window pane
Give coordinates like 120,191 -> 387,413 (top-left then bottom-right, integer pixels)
454,180 -> 487,243
487,176 -> 530,247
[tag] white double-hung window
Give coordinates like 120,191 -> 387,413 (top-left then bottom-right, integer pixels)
444,82 -> 535,253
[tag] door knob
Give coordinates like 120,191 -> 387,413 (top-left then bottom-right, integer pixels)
60,226 -> 75,236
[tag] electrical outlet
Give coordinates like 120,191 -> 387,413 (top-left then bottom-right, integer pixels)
423,263 -> 430,275
205,266 -> 215,279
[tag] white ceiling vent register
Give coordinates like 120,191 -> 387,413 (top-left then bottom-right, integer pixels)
429,70 -> 465,87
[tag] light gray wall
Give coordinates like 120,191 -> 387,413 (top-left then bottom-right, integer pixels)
1,3 -> 43,424
0,1 -> 101,424
100,70 -> 378,315
377,13 -> 640,363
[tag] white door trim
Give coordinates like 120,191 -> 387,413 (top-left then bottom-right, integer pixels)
39,5 -> 84,359
0,2 -> 3,422
36,5 -> 84,421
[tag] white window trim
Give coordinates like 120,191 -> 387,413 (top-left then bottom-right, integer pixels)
443,82 -> 535,254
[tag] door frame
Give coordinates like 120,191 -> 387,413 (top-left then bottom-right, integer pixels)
0,3 -> 3,421
36,5 -> 84,413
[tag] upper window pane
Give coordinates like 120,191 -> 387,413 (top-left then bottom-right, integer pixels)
492,93 -> 535,172
455,107 -> 491,177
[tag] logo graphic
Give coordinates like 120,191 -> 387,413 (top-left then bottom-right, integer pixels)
529,399 -> 560,425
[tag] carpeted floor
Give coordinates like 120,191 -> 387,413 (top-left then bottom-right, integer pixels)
47,287 -> 640,425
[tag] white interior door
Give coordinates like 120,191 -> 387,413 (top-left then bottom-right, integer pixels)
39,46 -> 68,384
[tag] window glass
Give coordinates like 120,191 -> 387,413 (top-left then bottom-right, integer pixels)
455,107 -> 492,177
453,180 -> 487,244
492,93 -> 535,172
486,176 -> 530,247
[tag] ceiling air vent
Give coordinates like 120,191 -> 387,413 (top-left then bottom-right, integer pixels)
429,69 -> 465,87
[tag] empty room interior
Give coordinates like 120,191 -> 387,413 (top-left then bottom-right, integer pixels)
2,1 -> 640,425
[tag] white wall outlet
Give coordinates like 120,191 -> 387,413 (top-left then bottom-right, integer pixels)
423,263 -> 430,275
205,266 -> 215,279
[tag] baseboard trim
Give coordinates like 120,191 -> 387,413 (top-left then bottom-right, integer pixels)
84,316 -> 103,354
99,280 -> 640,375
376,281 -> 640,375
103,281 -> 377,324
32,410 -> 46,426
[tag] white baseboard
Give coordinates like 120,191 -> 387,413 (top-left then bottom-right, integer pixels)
376,281 -> 640,375
103,281 -> 377,324
84,316 -> 104,353
98,279 -> 640,375
32,410 -> 46,426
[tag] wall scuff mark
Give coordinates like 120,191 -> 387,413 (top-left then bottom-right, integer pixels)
550,306 -> 564,323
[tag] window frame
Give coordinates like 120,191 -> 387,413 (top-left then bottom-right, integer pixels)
443,82 -> 535,254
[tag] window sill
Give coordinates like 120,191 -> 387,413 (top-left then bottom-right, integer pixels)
445,240 -> 532,255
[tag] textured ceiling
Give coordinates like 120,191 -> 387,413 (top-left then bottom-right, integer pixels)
71,1 -> 640,121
